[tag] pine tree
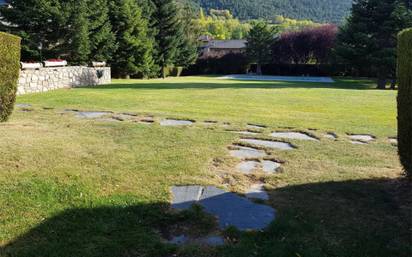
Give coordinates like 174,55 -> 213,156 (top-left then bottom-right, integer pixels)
335,0 -> 412,89
87,0 -> 116,62
246,21 -> 277,75
151,0 -> 184,78
70,0 -> 91,64
108,0 -> 154,78
175,5 -> 199,68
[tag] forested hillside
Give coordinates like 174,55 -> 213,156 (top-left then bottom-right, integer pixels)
183,0 -> 353,24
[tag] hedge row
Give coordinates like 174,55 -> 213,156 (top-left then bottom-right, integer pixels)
0,32 -> 21,122
184,54 -> 377,77
397,28 -> 412,177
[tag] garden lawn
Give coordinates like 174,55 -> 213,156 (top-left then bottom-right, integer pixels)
0,76 -> 410,257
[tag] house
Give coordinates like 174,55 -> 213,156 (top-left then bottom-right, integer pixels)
200,39 -> 247,59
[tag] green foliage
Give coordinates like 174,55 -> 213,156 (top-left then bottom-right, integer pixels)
108,0 -> 155,78
335,0 -> 412,88
0,32 -> 21,122
0,0 -> 116,64
175,6 -> 199,68
246,21 -> 277,74
397,28 -> 412,177
181,0 -> 353,24
152,0 -> 185,78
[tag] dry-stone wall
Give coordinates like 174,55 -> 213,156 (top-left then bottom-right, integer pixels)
17,66 -> 111,95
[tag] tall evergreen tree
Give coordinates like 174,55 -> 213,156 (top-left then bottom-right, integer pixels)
108,0 -> 154,78
335,0 -> 412,89
246,21 -> 277,75
151,0 -> 184,78
70,0 -> 91,64
175,5 -> 199,68
0,0 -> 115,63
87,0 -> 117,62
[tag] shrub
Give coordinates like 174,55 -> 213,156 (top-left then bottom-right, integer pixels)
0,32 -> 21,122
397,28 -> 412,177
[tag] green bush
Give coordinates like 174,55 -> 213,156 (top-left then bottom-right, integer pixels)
0,32 -> 21,122
397,28 -> 412,177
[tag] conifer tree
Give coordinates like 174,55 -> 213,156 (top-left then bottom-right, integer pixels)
151,0 -> 184,78
335,0 -> 412,89
108,0 -> 154,78
175,5 -> 199,68
70,0 -> 91,64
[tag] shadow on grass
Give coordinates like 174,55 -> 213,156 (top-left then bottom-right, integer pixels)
2,178 -> 410,257
84,79 -> 378,91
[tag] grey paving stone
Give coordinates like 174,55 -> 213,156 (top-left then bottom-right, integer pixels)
351,140 -> 367,145
75,111 -> 111,119
15,103 -> 32,108
324,132 -> 338,140
389,137 -> 398,144
348,134 -> 375,142
270,131 -> 318,141
171,186 -> 275,231
245,184 -> 269,201
171,186 -> 203,210
236,161 -> 260,174
160,119 -> 194,126
229,146 -> 267,159
262,160 -> 281,174
239,139 -> 295,150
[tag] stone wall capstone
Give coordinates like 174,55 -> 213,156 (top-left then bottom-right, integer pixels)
17,66 -> 111,95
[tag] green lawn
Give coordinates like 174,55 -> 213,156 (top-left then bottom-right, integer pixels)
1,76 -> 410,257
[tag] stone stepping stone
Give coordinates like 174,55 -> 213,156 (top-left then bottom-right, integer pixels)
15,103 -> 32,108
229,146 -> 267,159
168,234 -> 225,246
160,119 -> 194,126
270,131 -> 318,141
324,132 -> 338,140
239,138 -> 295,150
262,160 -> 281,173
236,161 -> 260,174
348,134 -> 375,142
75,111 -> 112,119
171,186 -> 275,230
389,137 -> 398,145
245,184 -> 269,201
247,124 -> 266,130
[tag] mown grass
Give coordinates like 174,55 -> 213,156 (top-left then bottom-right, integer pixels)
0,77 -> 410,257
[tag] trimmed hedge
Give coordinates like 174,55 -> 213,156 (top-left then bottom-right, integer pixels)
0,32 -> 21,122
397,28 -> 412,177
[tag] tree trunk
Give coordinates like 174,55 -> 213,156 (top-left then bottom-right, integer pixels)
162,66 -> 166,79
377,77 -> 387,89
256,63 -> 262,75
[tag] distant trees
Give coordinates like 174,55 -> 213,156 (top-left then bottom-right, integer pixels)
0,0 -> 197,78
272,25 -> 338,64
246,21 -> 277,75
335,0 -> 412,89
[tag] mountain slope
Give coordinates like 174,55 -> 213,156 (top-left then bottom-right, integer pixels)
185,0 -> 353,24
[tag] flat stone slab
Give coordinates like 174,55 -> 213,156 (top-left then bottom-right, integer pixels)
324,132 -> 338,140
236,161 -> 260,174
389,137 -> 398,144
262,160 -> 281,173
348,134 -> 375,142
351,140 -> 367,145
15,103 -> 32,108
270,131 -> 318,141
74,111 -> 111,119
246,184 -> 269,201
218,74 -> 335,83
239,139 -> 295,150
171,186 -> 275,230
229,146 -> 267,159
160,119 -> 194,126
